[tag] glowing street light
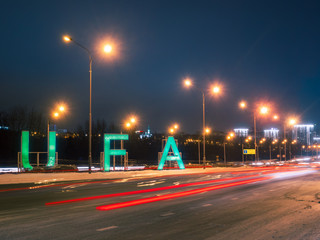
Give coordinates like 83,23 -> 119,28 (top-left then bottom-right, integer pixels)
63,35 -> 113,174
168,123 -> 179,135
288,118 -> 297,126
205,128 -> 211,134
104,44 -> 112,53
212,86 -> 220,94
260,106 -> 269,115
184,79 -> 192,88
239,101 -> 247,109
130,117 -> 136,124
59,105 -> 65,112
123,115 -> 138,131
63,36 -> 71,42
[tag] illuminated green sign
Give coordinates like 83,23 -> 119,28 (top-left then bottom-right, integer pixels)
21,131 -> 32,170
158,136 -> 185,170
47,131 -> 56,167
104,134 -> 129,172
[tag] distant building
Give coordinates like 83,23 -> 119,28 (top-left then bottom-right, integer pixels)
292,124 -> 314,145
138,126 -> 153,139
234,128 -> 248,137
57,129 -> 67,134
264,128 -> 279,140
313,137 -> 320,143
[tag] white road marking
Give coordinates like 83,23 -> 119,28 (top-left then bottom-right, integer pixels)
202,204 -> 212,207
161,212 -> 175,217
96,226 -> 118,232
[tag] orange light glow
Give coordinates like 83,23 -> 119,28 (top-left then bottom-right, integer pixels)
273,115 -> 278,120
288,118 -> 297,126
130,117 -> 136,123
94,35 -> 122,61
63,36 -> 71,42
59,105 -> 65,112
184,79 -> 192,88
104,44 -> 112,53
239,101 -> 247,109
260,106 -> 268,115
212,86 -> 220,94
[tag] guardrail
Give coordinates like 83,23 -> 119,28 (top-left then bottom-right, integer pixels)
17,152 -> 58,172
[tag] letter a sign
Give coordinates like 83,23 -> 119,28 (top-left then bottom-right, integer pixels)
158,136 -> 185,170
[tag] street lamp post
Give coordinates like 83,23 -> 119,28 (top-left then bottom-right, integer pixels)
63,35 -> 112,174
63,36 -> 93,173
241,143 -> 244,164
269,144 -> 272,161
183,79 -> 221,169
224,133 -> 234,167
254,112 -> 257,162
223,142 -> 226,166
202,92 -> 206,168
239,101 -> 268,163
301,145 -> 305,156
283,124 -> 287,162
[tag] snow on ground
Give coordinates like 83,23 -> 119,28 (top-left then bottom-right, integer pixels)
0,167 -> 237,185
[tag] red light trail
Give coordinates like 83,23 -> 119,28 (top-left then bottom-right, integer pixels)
45,174 -> 261,205
96,177 -> 271,211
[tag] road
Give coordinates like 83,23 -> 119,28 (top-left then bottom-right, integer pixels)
1,166 -> 320,240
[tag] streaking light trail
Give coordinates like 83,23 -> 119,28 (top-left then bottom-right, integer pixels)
96,177 -> 271,211
45,175 -> 261,205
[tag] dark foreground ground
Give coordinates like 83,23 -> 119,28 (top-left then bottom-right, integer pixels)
0,167 -> 320,240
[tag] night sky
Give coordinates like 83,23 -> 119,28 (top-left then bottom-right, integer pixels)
1,0 -> 320,133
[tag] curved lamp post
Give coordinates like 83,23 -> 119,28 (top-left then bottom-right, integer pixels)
63,35 -> 112,173
183,79 -> 221,168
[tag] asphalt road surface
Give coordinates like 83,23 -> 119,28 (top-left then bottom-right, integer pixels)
1,167 -> 320,240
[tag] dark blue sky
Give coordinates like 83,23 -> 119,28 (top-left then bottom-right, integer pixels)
1,0 -> 320,133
